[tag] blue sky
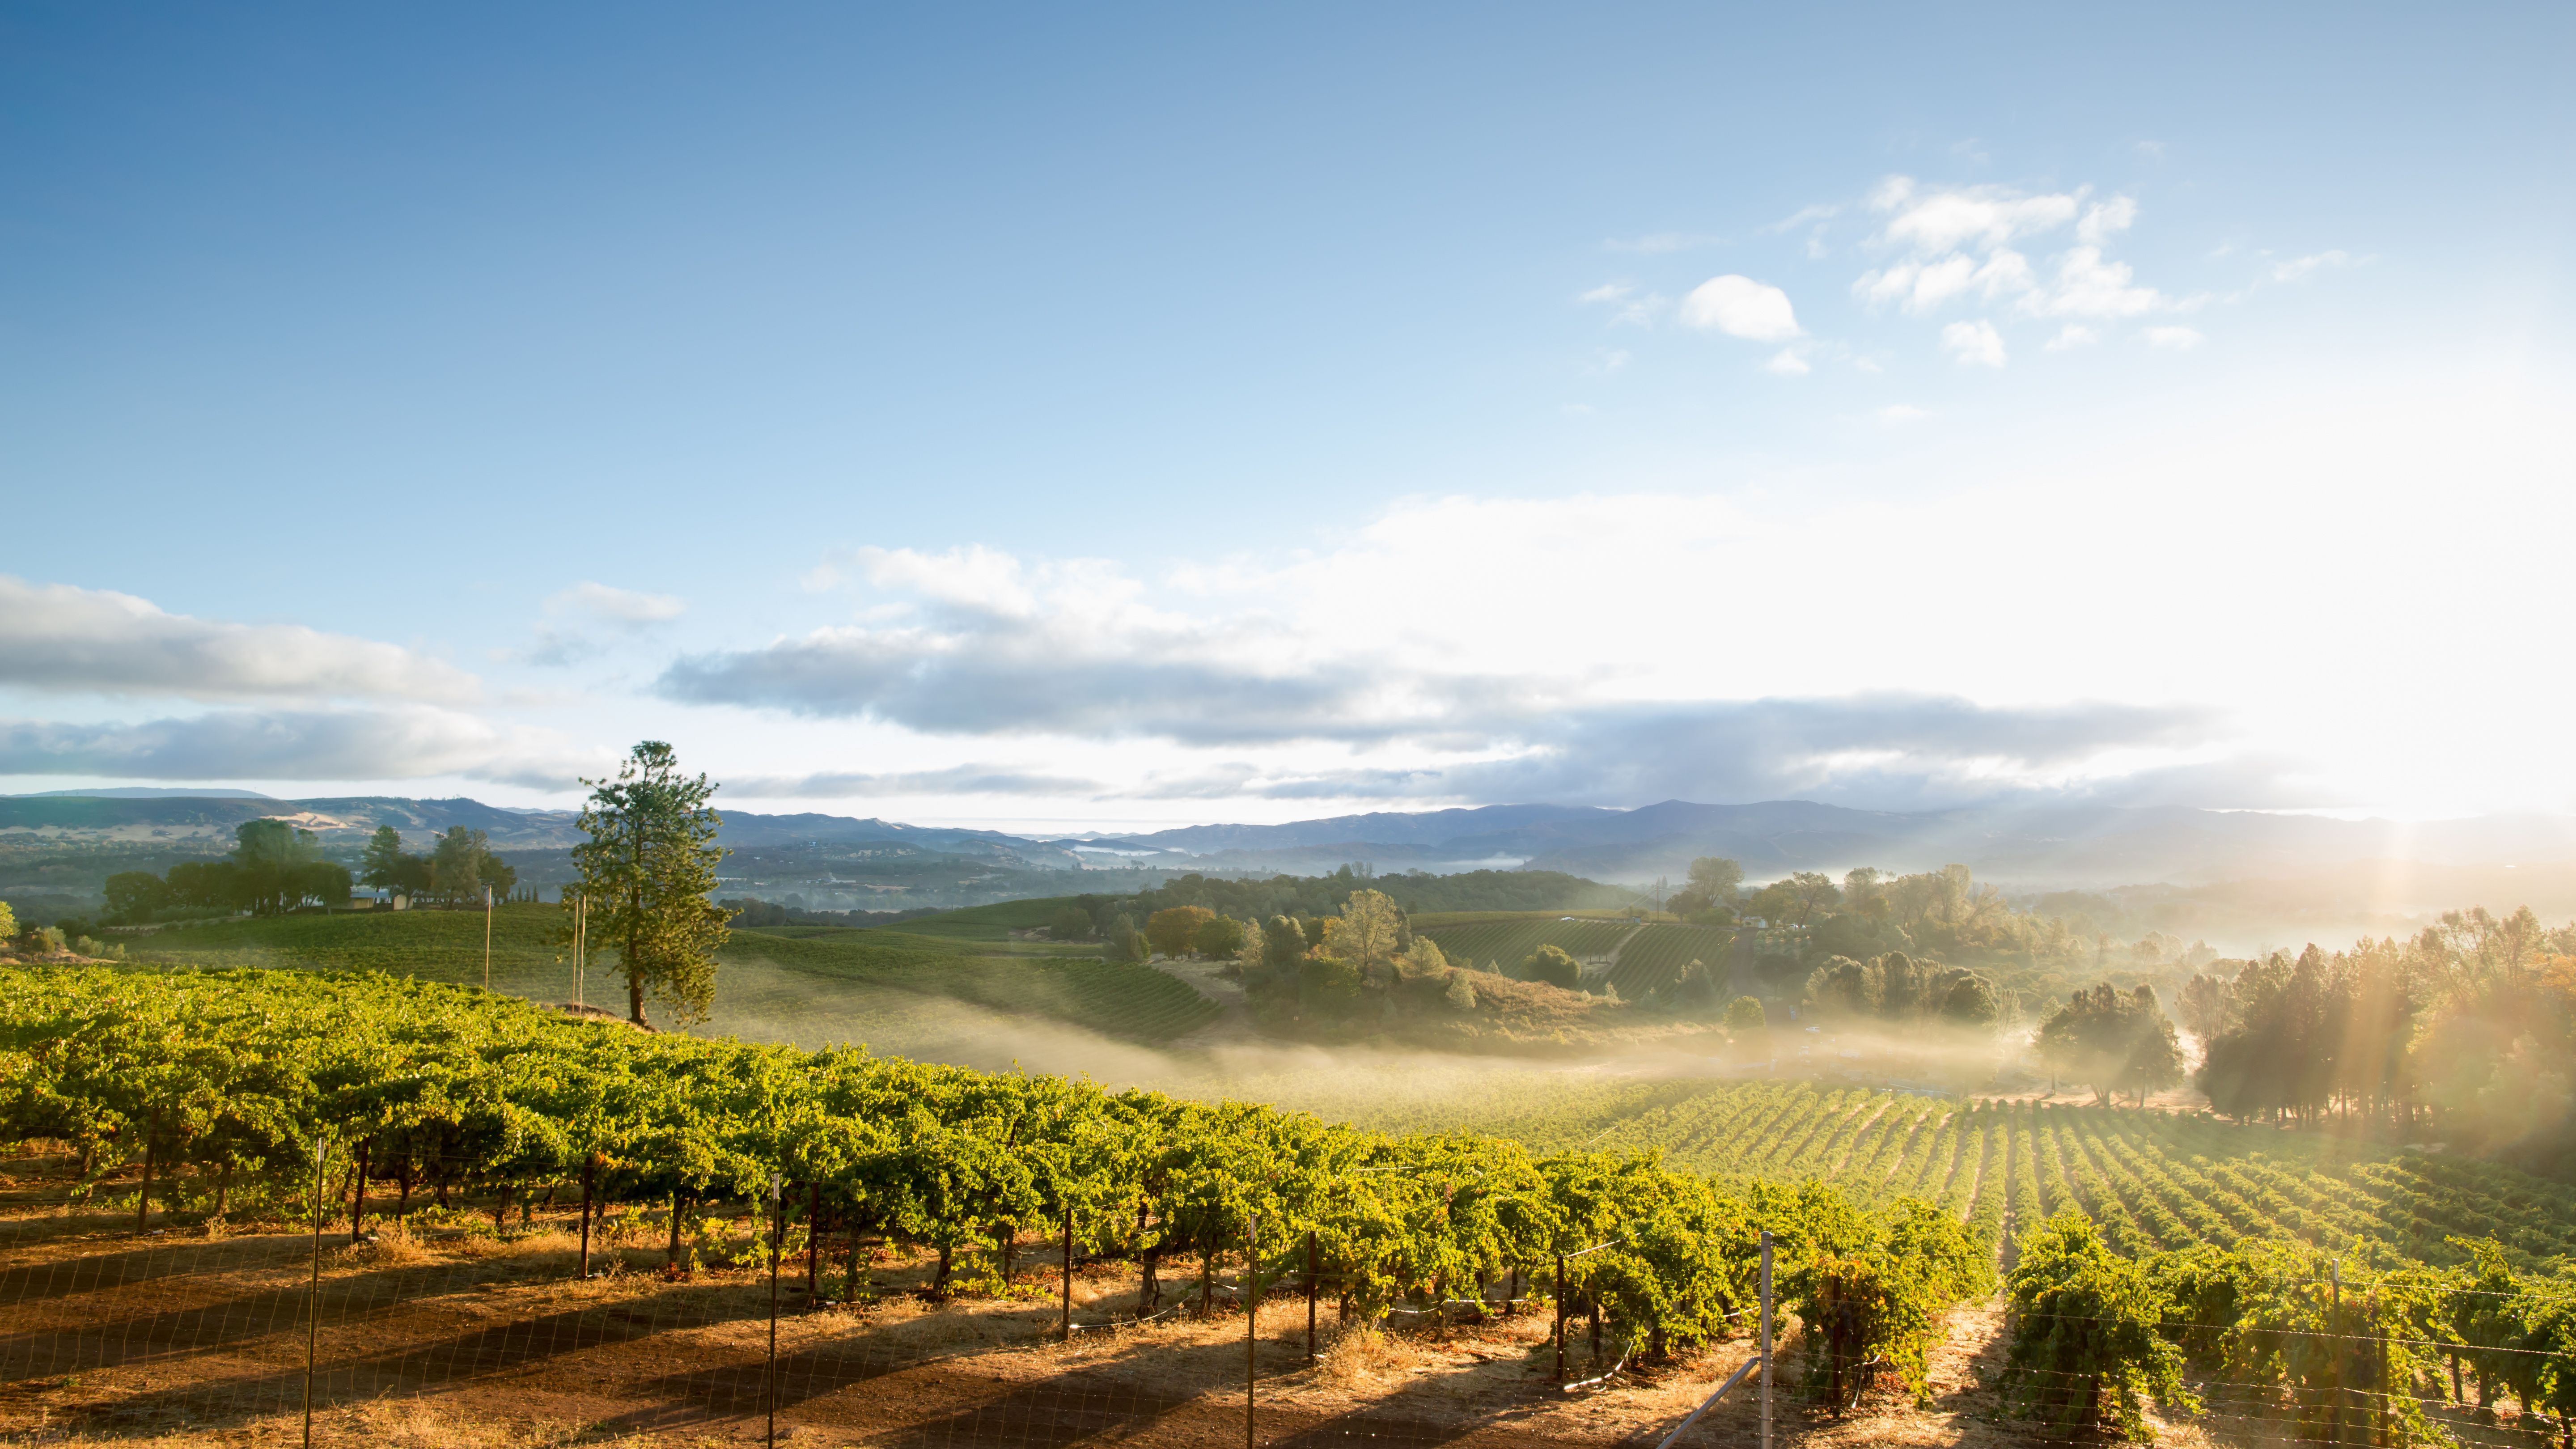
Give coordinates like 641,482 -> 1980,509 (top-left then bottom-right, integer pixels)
3,3 -> 2570,827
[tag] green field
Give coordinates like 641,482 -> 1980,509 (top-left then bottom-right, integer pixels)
1415,915 -> 1638,972
123,904 -> 1218,1059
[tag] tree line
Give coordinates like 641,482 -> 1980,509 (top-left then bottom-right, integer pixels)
2176,908 -> 2576,1174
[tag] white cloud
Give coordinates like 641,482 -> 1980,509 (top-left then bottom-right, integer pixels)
1854,250 -> 2034,314
2017,246 -> 2168,319
1762,203 -> 1840,233
548,582 -> 685,625
2146,326 -> 2206,350
0,576 -> 478,704
1876,404 -> 1932,424
2046,324 -> 2099,350
1942,320 -> 2008,367
1678,275 -> 1801,341
1764,347 -> 1812,376
0,707 -> 590,788
1580,282 -> 1665,326
1869,175 -> 2082,254
2271,250 -> 2354,283
2076,196 -> 2138,245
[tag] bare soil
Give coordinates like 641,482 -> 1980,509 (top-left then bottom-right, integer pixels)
0,1160 -> 2073,1449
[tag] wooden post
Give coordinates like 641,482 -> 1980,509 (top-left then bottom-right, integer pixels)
483,886 -> 493,991
1305,1231 -> 1319,1364
1061,1210 -> 1075,1339
807,1179 -> 821,1299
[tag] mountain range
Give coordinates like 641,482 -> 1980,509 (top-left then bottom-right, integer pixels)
10,791 -> 2576,894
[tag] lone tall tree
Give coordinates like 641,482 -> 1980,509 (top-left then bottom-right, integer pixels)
570,741 -> 732,1027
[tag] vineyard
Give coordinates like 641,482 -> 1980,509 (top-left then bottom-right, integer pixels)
116,905 -> 1219,1055
1289,1073 -> 2576,1273
0,964 -> 1985,1393
1415,916 -> 1638,975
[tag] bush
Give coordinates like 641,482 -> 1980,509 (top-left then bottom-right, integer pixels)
1517,944 -> 1581,990
1723,996 -> 1766,1031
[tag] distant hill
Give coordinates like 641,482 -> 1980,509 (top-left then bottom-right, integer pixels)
8,787 -> 273,800
1078,798 -> 2576,890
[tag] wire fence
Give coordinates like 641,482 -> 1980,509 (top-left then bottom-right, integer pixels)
6,1186 -> 2576,1448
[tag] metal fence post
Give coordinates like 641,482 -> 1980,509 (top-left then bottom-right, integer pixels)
1245,1213 -> 1258,1449
1305,1231 -> 1318,1364
1554,1251 -> 1567,1381
1759,1228 -> 1773,1449
767,1172 -> 783,1447
304,1140 -> 326,1449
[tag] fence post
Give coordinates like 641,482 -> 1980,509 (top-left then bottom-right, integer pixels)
807,1179 -> 821,1301
1305,1231 -> 1318,1364
1759,1229 -> 1773,1449
2330,1260 -> 2342,1448
1554,1251 -> 1567,1381
1062,1210 -> 1075,1341
1245,1213 -> 1258,1449
767,1173 -> 783,1448
304,1139 -> 326,1449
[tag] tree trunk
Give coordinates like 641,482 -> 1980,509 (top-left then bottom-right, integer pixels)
666,1189 -> 686,1275
1140,1247 -> 1160,1313
213,1160 -> 232,1219
935,1243 -> 953,1294
352,1140 -> 369,1242
397,1159 -> 412,1226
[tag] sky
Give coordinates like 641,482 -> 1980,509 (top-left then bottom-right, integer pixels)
2,2 -> 2570,831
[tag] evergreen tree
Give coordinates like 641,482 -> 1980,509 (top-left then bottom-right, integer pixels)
569,740 -> 732,1027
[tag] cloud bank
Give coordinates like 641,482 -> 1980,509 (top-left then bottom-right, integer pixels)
0,576 -> 478,703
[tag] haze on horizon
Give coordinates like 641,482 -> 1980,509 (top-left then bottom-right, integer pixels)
1,4 -> 2569,834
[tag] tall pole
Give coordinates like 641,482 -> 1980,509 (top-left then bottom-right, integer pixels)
767,1173 -> 783,1448
1245,1214 -> 1258,1449
572,892 -> 585,1009
1759,1229 -> 1774,1449
304,1140 -> 326,1449
483,886 -> 493,991
1061,1211 -> 1075,1340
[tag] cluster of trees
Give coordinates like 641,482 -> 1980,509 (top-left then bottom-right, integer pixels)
2006,1211 -> 2576,1444
0,961 -> 1988,1395
1079,866 -> 1631,938
103,820 -> 355,921
357,826 -> 517,906
2178,908 -> 2576,1172
2034,983 -> 2186,1106
1801,949 -> 2000,1029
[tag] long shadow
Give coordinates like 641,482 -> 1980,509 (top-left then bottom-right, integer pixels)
0,1231 -> 313,1307
17,1278 -> 774,1434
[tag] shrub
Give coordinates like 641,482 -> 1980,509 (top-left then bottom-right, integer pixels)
1724,996 -> 1766,1031
1517,944 -> 1581,990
